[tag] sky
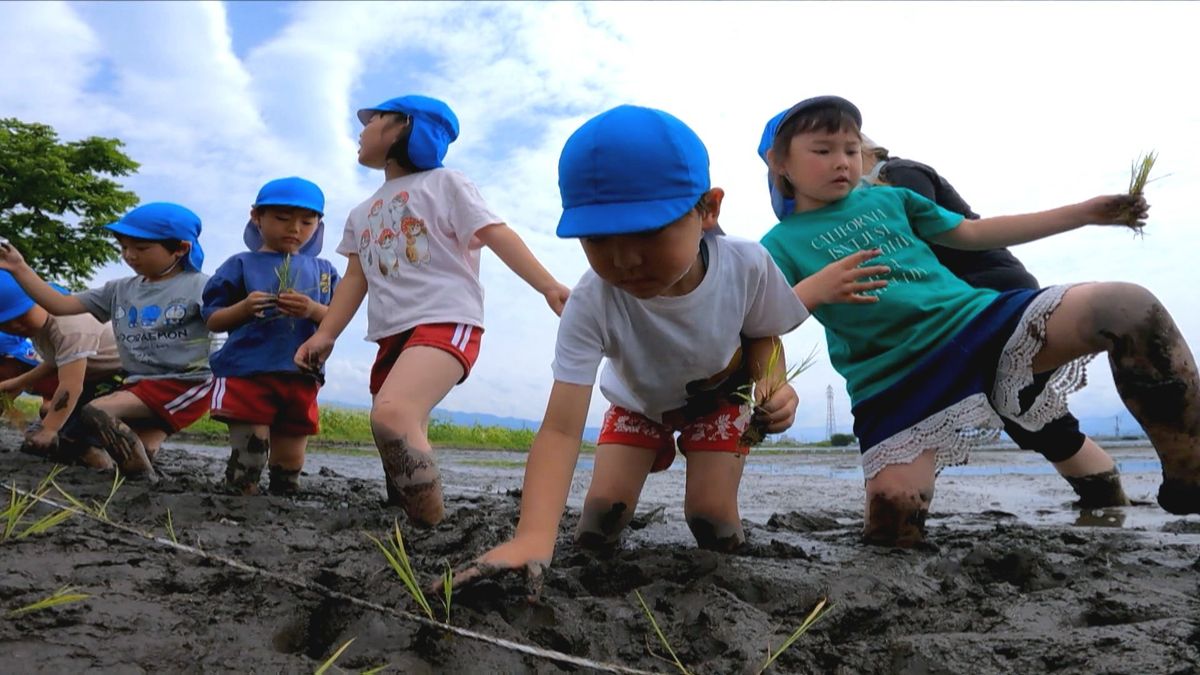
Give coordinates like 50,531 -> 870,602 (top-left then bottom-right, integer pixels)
2,1 -> 1197,437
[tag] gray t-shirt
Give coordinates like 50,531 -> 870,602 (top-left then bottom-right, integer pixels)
76,271 -> 212,382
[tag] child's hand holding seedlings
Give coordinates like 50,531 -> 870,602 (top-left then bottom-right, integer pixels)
275,290 -> 323,320
1079,193 -> 1150,230
240,290 -> 277,319
754,379 -> 799,433
793,248 -> 890,311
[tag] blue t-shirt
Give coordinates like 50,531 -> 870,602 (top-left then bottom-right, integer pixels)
761,185 -> 999,405
202,252 -> 339,378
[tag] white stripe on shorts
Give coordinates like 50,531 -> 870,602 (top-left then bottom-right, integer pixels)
210,377 -> 226,411
455,325 -> 473,351
165,379 -> 214,414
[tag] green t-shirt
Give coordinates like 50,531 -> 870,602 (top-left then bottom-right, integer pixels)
761,186 -> 999,405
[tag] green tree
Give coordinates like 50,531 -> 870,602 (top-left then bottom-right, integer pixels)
829,433 -> 857,447
0,119 -> 139,288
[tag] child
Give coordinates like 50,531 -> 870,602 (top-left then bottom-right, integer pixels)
293,94 -> 571,526
446,105 -> 810,593
757,115 -> 1131,509
0,275 -> 123,467
0,330 -> 56,402
203,177 -> 338,495
760,95 -> 1200,546
0,202 -> 214,479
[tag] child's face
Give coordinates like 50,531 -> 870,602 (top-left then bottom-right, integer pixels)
774,129 -> 862,211
115,235 -> 186,279
251,206 -> 321,254
357,112 -> 409,169
581,192 -> 721,299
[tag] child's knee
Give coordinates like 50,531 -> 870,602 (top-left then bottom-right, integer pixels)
575,497 -> 635,550
369,404 -> 423,438
862,483 -> 933,548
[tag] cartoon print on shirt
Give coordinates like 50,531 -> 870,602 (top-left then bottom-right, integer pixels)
163,303 -> 187,325
399,216 -> 431,265
139,305 -> 162,327
361,199 -> 384,268
386,191 -> 410,225
376,227 -> 399,277
127,306 -> 139,329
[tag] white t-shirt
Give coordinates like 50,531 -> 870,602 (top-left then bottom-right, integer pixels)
552,232 -> 810,423
338,169 -> 502,342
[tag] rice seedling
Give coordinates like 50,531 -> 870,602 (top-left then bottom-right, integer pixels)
633,590 -> 691,675
313,636 -> 355,675
365,520 -> 436,621
52,469 -> 124,522
2,465 -> 74,541
756,597 -> 831,673
164,508 -> 178,545
359,666 -> 388,675
738,341 -> 819,445
7,585 -> 89,618
275,253 -> 296,294
440,562 -> 454,624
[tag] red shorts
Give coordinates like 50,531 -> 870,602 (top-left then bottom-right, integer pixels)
124,377 -> 213,433
597,402 -> 752,473
369,323 -> 483,395
210,374 -> 321,436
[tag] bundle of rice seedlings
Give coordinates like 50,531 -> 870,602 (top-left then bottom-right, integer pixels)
1122,150 -> 1158,234
2,465 -> 74,541
7,586 -> 89,618
275,253 -> 296,294
757,597 -> 831,673
738,342 -> 819,445
53,469 -> 124,522
365,520 -> 442,621
634,590 -> 691,675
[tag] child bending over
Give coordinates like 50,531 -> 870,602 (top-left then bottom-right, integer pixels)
449,105 -> 810,595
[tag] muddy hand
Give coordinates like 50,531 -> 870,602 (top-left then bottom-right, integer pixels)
437,547 -> 549,604
1085,194 -> 1149,229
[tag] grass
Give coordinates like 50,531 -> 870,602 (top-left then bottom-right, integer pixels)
365,520 -> 451,622
2,465 -> 75,541
313,637 -> 355,675
164,508 -> 178,545
7,585 -> 90,618
52,469 -> 124,522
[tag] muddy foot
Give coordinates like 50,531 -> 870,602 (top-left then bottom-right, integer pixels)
1066,468 -> 1132,509
378,439 -> 445,527
1157,479 -> 1200,515
267,466 -> 301,496
862,492 -> 929,548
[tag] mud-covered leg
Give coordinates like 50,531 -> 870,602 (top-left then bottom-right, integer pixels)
1052,438 -> 1131,508
862,448 -> 936,547
683,451 -> 747,552
267,433 -> 308,496
225,424 -> 269,495
1034,283 -> 1200,515
374,433 -> 443,526
78,404 -> 158,481
575,443 -> 655,551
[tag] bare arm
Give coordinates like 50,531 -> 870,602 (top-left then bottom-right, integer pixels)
1,359 -> 56,394
932,194 -> 1148,250
38,359 -> 86,433
293,255 -> 367,371
0,246 -> 88,316
475,223 -> 571,316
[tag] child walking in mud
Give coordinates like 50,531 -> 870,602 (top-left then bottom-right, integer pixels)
293,94 -> 570,526
203,177 -> 338,495
757,116 -> 1131,510
446,105 -> 811,595
0,202 -> 213,480
0,274 -> 124,469
760,95 -> 1200,546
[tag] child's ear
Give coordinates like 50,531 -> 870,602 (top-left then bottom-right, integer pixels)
248,207 -> 261,226
176,241 -> 191,260
699,188 -> 725,231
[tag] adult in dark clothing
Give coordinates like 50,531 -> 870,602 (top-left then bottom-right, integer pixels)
857,138 -> 1129,508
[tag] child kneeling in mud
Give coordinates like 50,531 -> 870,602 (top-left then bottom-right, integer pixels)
0,203 -> 213,479
760,95 -> 1200,546
203,177 -> 338,495
449,105 -> 811,593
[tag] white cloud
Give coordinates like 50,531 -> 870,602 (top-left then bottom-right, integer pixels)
2,0 -> 1197,436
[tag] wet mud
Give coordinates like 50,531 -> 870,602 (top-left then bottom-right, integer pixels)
2,428 -> 1199,673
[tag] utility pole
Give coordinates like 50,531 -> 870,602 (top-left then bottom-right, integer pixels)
826,385 -> 836,440
1114,415 -> 1120,438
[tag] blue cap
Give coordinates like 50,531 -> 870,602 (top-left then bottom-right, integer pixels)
105,202 -> 205,272
557,105 -> 710,238
244,176 -> 326,255
0,272 -> 70,324
0,331 -> 39,366
759,96 -> 863,221
758,108 -> 793,221
356,95 -> 459,170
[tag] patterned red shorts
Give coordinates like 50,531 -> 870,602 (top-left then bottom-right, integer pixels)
597,401 -> 752,472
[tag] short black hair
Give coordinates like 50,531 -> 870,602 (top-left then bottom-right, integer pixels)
114,233 -> 186,253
